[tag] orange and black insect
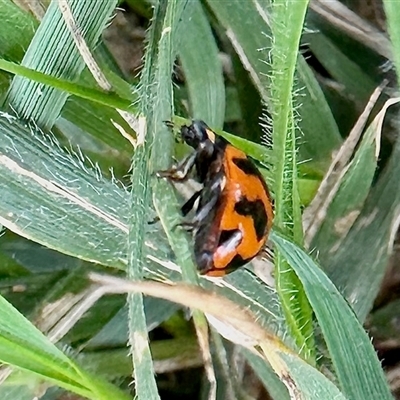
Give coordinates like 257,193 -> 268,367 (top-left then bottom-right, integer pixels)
158,120 -> 273,277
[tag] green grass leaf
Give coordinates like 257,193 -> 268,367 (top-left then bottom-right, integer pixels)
273,231 -> 392,400
179,0 -> 225,128
6,0 -> 117,128
0,294 -> 130,400
127,1 -> 190,398
0,0 -> 37,62
269,0 -> 314,363
0,59 -> 132,110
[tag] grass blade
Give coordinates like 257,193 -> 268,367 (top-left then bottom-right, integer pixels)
0,294 -> 130,400
128,1 -> 189,398
126,1 -> 166,397
0,59 -> 132,110
273,231 -> 392,400
6,0 -> 117,128
179,0 -> 225,128
269,0 -> 314,362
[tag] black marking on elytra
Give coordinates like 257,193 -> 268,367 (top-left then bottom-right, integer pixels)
233,157 -> 260,176
233,157 -> 271,197
234,198 -> 268,241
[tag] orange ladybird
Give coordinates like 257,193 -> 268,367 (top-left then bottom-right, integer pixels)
158,120 -> 273,276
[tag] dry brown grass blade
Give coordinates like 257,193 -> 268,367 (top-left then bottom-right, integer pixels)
89,273 -> 302,399
303,83 -> 385,246
310,0 -> 392,60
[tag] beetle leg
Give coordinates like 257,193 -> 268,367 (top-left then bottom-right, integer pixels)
148,190 -> 201,228
176,193 -> 216,233
148,216 -> 160,225
157,151 -> 197,181
181,190 -> 202,216
177,220 -> 199,233
192,195 -> 218,225
190,173 -> 224,224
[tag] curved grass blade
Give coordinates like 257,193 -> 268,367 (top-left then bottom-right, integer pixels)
0,294 -> 130,400
90,274 -> 350,400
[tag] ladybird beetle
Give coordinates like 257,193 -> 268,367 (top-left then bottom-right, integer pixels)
158,120 -> 273,277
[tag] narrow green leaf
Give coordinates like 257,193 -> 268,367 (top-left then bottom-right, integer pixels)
151,6 -> 227,396
272,231 -> 393,400
7,0 -> 117,128
179,0 -> 225,128
150,7 -> 202,284
0,59 -> 132,111
128,1 -> 189,398
269,0 -> 314,362
0,294 -> 130,400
